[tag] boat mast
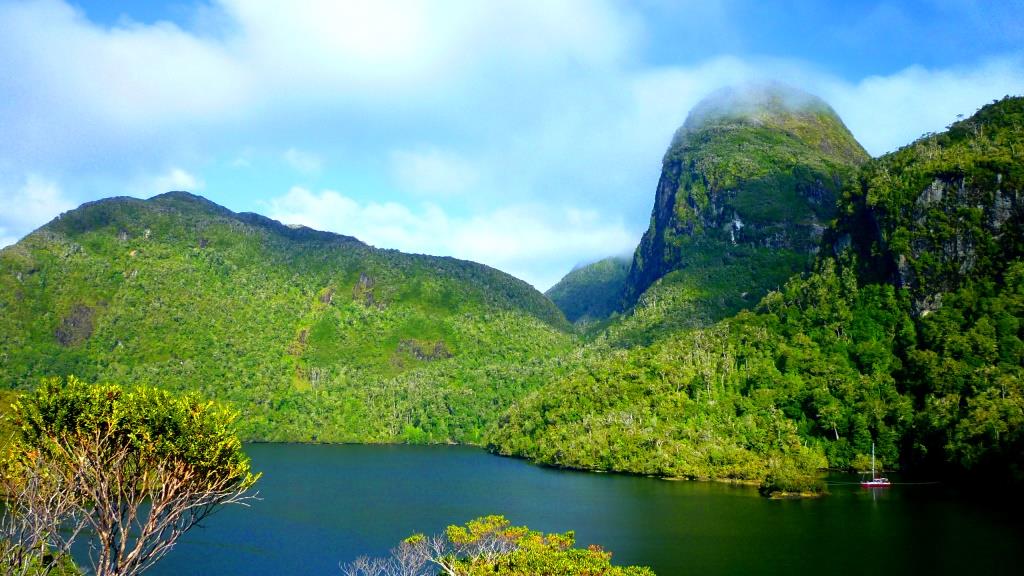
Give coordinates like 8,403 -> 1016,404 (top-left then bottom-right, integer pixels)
871,443 -> 875,479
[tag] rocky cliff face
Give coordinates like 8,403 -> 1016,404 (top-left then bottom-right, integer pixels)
624,83 -> 869,309
899,176 -> 1023,313
833,96 -> 1024,315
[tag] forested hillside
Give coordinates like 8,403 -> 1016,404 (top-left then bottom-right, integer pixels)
0,192 -> 572,443
489,96 -> 1024,489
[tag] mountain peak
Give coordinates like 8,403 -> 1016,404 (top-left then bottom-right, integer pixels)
681,82 -> 831,132
148,190 -> 236,216
149,190 -> 207,202
669,83 -> 867,166
622,85 -> 869,325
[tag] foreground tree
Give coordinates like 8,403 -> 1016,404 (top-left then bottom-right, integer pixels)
340,515 -> 656,576
1,376 -> 259,576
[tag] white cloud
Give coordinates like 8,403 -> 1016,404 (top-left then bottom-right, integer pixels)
390,148 -> 479,197
229,148 -> 254,169
283,148 -> 323,174
0,0 -> 633,146
818,57 -> 1024,154
581,55 -> 1024,163
265,186 -> 636,289
0,0 -> 641,192
131,168 -> 205,196
2,1 -> 1020,172
0,0 -> 250,165
0,175 -> 75,244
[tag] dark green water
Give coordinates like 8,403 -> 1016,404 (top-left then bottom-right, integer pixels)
143,444 -> 1022,575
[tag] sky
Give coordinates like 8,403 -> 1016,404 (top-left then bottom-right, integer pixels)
1,1 -> 1023,290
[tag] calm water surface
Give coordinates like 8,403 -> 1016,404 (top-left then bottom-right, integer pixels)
141,444 -> 1022,575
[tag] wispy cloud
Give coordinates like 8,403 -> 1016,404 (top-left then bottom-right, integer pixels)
283,148 -> 323,174
390,148 -> 478,197
818,57 -> 1024,154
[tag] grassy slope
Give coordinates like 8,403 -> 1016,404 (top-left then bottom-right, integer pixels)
0,192 -> 572,443
599,243 -> 808,347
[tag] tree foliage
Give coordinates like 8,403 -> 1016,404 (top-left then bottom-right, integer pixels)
2,95 -> 1022,498
1,377 -> 259,576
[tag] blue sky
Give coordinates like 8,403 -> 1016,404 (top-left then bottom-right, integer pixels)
1,1 -> 1022,289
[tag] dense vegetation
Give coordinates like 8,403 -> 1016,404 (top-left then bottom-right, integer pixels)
835,96 -> 1024,478
599,242 -> 811,347
341,515 -> 655,576
0,193 -> 572,443
0,389 -> 18,445
490,259 -> 894,490
490,96 -> 1024,488
546,257 -> 630,325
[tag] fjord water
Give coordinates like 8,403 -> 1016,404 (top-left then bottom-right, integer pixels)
151,444 -> 1022,575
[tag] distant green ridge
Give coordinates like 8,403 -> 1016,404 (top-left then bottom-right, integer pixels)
545,256 -> 630,324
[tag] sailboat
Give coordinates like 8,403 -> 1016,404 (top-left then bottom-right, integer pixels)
860,443 -> 891,487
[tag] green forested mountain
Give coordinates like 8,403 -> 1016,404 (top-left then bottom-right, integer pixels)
0,192 -> 573,443
2,90 -> 1021,493
545,256 -> 630,325
489,96 -> 1024,490
616,83 -> 868,345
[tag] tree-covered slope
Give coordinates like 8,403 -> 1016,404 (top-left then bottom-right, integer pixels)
489,96 -> 1024,488
616,83 -> 869,343
545,256 -> 630,325
0,192 -> 572,443
832,96 -> 1024,478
